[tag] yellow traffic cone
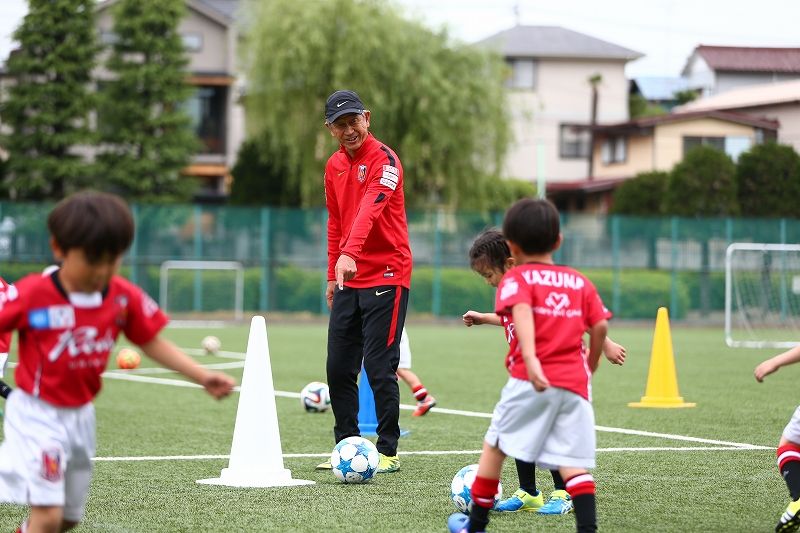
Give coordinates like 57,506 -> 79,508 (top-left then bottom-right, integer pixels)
628,307 -> 695,408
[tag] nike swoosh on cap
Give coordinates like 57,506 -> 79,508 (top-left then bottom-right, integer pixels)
337,101 -> 348,107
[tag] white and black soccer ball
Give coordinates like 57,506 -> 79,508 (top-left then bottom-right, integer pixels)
450,464 -> 502,513
330,436 -> 380,484
201,335 -> 221,354
300,381 -> 331,413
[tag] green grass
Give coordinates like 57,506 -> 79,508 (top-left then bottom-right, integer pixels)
0,323 -> 796,532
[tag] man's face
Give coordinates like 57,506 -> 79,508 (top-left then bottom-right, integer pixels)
327,111 -> 371,155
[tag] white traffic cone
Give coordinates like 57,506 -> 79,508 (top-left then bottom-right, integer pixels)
197,316 -> 314,487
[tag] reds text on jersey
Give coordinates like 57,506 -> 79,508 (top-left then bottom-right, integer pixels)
495,263 -> 612,401
325,133 -> 413,288
0,272 -> 168,407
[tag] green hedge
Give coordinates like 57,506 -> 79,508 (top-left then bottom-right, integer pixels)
0,262 -> 723,319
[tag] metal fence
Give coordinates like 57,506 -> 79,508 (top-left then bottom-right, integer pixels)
1,202 -> 798,319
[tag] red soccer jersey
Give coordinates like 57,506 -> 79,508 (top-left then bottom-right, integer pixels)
325,133 -> 413,288
0,272 -> 168,407
0,278 -> 11,354
495,263 -> 612,400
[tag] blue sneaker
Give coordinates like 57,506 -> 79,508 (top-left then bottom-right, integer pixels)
447,513 -> 483,533
537,489 -> 574,515
495,488 -> 543,512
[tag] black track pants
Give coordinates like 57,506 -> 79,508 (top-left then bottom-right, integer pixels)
327,285 -> 409,456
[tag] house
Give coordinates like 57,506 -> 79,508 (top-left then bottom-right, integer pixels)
475,26 -> 642,186
547,111 -> 779,213
673,79 -> 800,155
629,76 -> 689,112
683,46 -> 800,98
95,0 -> 245,201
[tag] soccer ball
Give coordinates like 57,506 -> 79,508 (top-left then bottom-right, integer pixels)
330,436 -> 380,484
201,335 -> 221,354
300,381 -> 331,412
450,464 -> 503,513
116,348 -> 141,370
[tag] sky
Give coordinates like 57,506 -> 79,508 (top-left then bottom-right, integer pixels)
1,0 -> 800,77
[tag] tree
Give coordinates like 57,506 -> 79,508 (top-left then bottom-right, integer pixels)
484,177 -> 536,212
96,0 -> 199,202
609,171 -> 668,216
628,94 -> 668,119
242,0 -> 511,209
0,0 -> 97,200
736,141 -> 800,218
665,145 -> 739,217
228,137 -> 298,206
673,89 -> 698,105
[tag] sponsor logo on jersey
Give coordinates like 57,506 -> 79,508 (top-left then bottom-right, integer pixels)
115,296 -> 129,327
521,269 -> 584,290
28,305 -> 76,330
41,448 -> 62,482
357,165 -> 367,182
499,279 -> 519,300
48,326 -> 116,362
141,292 -> 159,318
545,292 -> 571,311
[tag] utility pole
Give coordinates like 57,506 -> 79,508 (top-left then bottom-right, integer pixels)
513,2 -> 520,25
587,74 -> 602,180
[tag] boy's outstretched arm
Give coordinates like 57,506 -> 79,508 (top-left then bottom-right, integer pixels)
587,319 -> 609,373
511,303 -> 549,391
462,310 -> 502,327
140,337 -> 236,398
755,344 -> 800,382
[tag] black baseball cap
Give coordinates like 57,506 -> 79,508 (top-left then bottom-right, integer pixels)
325,90 -> 365,124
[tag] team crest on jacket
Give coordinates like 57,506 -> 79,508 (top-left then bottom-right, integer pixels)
357,165 -> 367,182
41,448 -> 62,482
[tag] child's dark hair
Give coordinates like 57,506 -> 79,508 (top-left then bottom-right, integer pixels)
502,198 -> 560,255
48,191 -> 134,263
468,229 -> 511,272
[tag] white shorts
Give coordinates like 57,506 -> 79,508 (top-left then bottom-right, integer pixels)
0,390 -> 96,521
398,328 -> 411,369
0,352 -> 8,378
783,405 -> 800,444
484,378 -> 596,470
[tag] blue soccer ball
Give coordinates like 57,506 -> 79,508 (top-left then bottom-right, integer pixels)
330,437 -> 380,484
450,464 -> 503,513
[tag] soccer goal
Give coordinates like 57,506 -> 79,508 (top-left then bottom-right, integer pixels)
159,260 -> 245,322
726,244 -> 800,348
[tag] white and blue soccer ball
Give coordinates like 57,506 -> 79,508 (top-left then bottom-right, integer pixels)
450,464 -> 503,513
300,381 -> 331,413
330,436 -> 380,484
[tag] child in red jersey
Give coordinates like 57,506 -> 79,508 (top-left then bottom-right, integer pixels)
755,349 -> 800,532
0,192 -> 236,533
0,277 -> 13,416
462,229 -> 625,516
449,199 -> 610,533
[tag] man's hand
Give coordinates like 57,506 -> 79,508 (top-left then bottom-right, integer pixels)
326,280 -> 335,309
335,254 -> 357,290
755,359 -> 779,382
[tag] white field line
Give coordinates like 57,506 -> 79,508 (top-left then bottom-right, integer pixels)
100,371 -> 772,451
92,446 -> 770,463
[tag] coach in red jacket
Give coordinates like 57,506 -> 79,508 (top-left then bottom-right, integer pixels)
319,90 -> 412,473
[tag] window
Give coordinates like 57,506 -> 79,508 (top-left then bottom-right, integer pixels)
601,137 -> 627,164
559,124 -> 591,159
505,58 -> 536,89
182,33 -> 203,52
684,135 -> 752,162
684,136 -> 724,155
184,86 -> 226,154
100,30 -> 118,46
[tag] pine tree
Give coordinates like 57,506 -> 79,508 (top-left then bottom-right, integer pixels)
1,0 -> 97,200
96,0 -> 199,202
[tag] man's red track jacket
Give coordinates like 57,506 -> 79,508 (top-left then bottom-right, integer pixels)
325,133 -> 413,289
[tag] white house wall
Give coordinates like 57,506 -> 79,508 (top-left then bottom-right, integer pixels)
504,59 -> 630,183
